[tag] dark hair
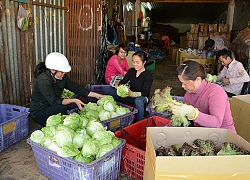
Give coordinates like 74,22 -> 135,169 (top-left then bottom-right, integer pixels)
132,51 -> 154,67
177,60 -> 206,80
115,44 -> 129,56
216,48 -> 232,60
34,62 -> 48,78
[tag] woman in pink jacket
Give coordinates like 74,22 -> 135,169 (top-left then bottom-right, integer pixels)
170,60 -> 236,133
105,44 -> 130,85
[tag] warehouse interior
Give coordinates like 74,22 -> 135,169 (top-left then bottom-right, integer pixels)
0,0 -> 250,179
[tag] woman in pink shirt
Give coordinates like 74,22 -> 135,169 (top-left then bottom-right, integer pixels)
105,44 -> 130,85
170,60 -> 236,133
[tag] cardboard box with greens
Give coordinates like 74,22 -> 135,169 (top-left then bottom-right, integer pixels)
144,127 -> 250,180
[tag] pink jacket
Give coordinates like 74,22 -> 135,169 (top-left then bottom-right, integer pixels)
105,55 -> 130,84
183,80 -> 236,133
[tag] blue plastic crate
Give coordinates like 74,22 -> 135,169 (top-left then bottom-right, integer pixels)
0,104 -> 29,152
85,84 -> 113,103
27,138 -> 125,180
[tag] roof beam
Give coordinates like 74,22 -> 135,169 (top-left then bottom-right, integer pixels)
140,0 -> 230,3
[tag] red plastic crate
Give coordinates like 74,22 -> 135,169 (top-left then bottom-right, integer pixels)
114,116 -> 170,180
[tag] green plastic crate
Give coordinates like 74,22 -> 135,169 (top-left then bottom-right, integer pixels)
146,60 -> 155,71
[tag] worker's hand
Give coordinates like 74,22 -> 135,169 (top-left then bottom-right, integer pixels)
114,83 -> 119,89
222,78 -> 229,84
169,101 -> 199,120
73,99 -> 85,111
95,93 -> 106,99
128,89 -> 142,98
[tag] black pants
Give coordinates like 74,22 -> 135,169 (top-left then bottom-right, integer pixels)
32,105 -> 67,126
226,91 -> 236,98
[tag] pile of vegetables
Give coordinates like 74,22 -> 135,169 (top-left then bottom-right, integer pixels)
61,88 -> 75,99
150,87 -> 190,127
156,139 -> 250,156
205,73 -> 217,83
79,95 -> 131,121
30,112 -> 122,163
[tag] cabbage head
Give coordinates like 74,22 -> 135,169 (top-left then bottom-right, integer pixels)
96,144 -> 114,159
74,154 -> 95,164
92,129 -> 114,146
46,113 -> 64,127
81,138 -> 99,157
63,113 -> 81,130
41,126 -> 56,137
84,102 -> 98,111
57,142 -> 80,158
103,101 -> 116,112
99,110 -> 111,121
30,130 -> 44,144
112,138 -> 122,147
55,130 -> 73,147
117,85 -> 129,98
73,133 -> 91,148
97,95 -> 115,106
86,120 -> 104,136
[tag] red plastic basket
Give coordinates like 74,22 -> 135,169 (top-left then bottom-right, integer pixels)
0,104 -> 29,152
27,138 -> 125,180
114,116 -> 170,180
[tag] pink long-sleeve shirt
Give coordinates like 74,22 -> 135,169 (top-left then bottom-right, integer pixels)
183,80 -> 236,133
105,55 -> 130,84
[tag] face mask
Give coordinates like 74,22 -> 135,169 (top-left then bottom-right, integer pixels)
54,74 -> 62,80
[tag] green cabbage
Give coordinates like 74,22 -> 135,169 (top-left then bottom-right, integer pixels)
63,113 -> 81,130
74,154 -> 95,163
73,133 -> 90,148
30,130 -> 44,144
57,142 -> 80,158
117,85 -> 129,98
46,113 -> 64,127
81,138 -> 99,157
96,144 -> 114,159
61,88 -> 75,98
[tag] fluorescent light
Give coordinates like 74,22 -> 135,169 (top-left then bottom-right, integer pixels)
147,2 -> 152,10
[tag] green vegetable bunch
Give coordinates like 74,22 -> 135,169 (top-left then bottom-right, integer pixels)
30,112 -> 122,163
155,139 -> 250,156
205,73 -> 217,83
150,86 -> 190,127
61,88 -> 75,99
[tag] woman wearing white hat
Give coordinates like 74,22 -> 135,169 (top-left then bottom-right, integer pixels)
30,52 -> 105,126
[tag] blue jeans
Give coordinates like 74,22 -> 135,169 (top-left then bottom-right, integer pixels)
103,88 -> 147,121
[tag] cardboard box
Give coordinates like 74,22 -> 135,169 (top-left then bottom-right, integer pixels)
180,36 -> 187,48
181,57 -> 216,74
177,51 -> 202,66
231,95 -> 250,143
168,47 -> 179,62
144,127 -> 250,180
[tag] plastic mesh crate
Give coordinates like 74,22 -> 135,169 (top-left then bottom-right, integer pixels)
85,84 -> 138,132
0,104 -> 29,152
114,116 -> 170,180
146,96 -> 184,118
70,102 -> 138,132
27,138 -> 125,180
85,84 -> 113,103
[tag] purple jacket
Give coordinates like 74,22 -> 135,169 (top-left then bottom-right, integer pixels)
183,80 -> 236,133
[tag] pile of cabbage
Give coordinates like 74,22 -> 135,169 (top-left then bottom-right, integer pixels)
30,112 -> 122,163
79,95 -> 131,121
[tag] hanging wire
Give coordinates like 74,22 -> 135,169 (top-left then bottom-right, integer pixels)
95,0 -> 108,84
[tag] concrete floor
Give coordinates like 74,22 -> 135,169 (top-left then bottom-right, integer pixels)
0,57 -> 185,180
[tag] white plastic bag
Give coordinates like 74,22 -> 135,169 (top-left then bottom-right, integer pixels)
17,5 -> 30,31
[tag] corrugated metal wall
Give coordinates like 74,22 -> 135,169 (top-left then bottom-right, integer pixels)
0,0 -> 101,105
66,0 -> 102,87
0,1 -> 32,105
32,0 -> 66,65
